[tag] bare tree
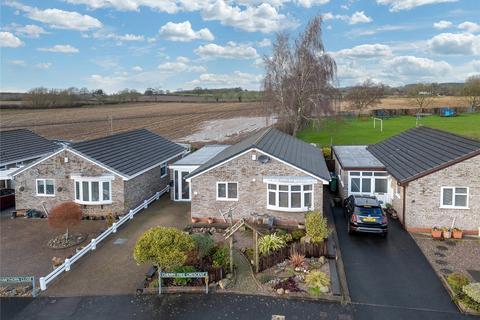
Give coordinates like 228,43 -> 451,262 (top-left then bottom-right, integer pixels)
462,75 -> 480,111
48,202 -> 83,240
408,83 -> 436,112
263,15 -> 336,135
345,79 -> 385,113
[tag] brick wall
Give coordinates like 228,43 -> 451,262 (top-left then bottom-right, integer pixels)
403,154 -> 480,231
190,150 -> 325,225
333,153 -> 348,199
14,149 -> 124,216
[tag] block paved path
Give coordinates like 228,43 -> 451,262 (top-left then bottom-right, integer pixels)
44,196 -> 189,297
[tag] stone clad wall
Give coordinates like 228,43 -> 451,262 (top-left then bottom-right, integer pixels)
14,149 -> 124,216
190,150 -> 325,225
404,154 -> 480,232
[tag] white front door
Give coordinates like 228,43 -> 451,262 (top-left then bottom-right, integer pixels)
174,169 -> 191,201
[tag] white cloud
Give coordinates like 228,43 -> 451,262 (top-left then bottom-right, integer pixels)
0,31 -> 24,47
458,21 -> 480,33
14,24 -> 48,38
376,0 -> 458,12
201,2 -> 296,33
257,38 -> 271,47
295,0 -> 329,7
64,0 -> 182,13
38,44 -> 79,53
159,21 -> 214,42
176,56 -> 190,63
158,60 -> 206,73
35,62 -> 52,69
323,11 -> 372,25
433,20 -> 452,30
334,44 -> 392,58
9,59 -> 27,66
190,70 -> 262,89
6,1 -> 102,31
195,42 -> 258,59
428,33 -> 480,55
132,66 -> 143,72
387,55 -> 452,76
92,31 -> 145,42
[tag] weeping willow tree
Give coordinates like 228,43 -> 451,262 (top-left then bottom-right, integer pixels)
263,15 -> 337,136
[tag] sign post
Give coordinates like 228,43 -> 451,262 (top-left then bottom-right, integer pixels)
158,272 -> 209,295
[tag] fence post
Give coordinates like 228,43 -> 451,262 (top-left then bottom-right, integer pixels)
156,192 -> 160,200
91,238 -> 96,250
112,222 -> 117,233
144,200 -> 148,209
65,258 -> 71,271
129,210 -> 134,220
40,277 -> 46,291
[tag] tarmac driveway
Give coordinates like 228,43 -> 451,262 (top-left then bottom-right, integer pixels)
44,196 -> 189,297
331,203 -> 459,316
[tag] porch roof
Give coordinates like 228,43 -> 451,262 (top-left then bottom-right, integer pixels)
172,145 -> 230,166
333,145 -> 385,170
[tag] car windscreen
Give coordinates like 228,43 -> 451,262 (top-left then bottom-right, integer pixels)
354,206 -> 383,216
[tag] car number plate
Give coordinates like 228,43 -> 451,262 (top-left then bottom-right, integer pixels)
363,217 -> 376,222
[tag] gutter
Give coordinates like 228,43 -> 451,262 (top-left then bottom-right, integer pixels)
402,184 -> 407,230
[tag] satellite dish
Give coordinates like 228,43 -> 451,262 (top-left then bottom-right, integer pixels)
258,155 -> 270,164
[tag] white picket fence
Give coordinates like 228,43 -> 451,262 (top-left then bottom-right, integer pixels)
39,186 -> 169,291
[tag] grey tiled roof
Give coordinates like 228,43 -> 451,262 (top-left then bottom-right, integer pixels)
0,129 -> 59,166
367,126 -> 480,183
188,127 -> 330,181
71,129 -> 186,177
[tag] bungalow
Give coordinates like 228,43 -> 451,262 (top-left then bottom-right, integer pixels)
186,127 -> 331,226
0,129 -> 59,189
12,129 -> 187,217
334,126 -> 480,234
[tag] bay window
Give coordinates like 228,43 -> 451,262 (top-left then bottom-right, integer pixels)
267,183 -> 313,211
74,178 -> 112,204
441,187 -> 469,209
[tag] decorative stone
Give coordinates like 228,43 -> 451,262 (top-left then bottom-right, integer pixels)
218,279 -> 230,290
284,289 -> 290,294
276,288 -> 284,295
226,273 -> 233,280
319,286 -> 329,294
319,256 -> 326,265
300,235 -> 312,244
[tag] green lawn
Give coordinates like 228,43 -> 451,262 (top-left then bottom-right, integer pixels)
297,113 -> 480,146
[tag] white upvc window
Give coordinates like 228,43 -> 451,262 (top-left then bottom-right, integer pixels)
160,162 -> 168,178
267,183 -> 313,212
440,187 -> 469,209
74,178 -> 112,205
216,182 -> 238,201
36,179 -> 55,196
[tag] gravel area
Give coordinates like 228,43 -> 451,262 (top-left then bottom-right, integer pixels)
413,234 -> 480,281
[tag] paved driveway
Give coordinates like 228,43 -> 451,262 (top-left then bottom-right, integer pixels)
330,203 -> 459,318
44,196 -> 189,297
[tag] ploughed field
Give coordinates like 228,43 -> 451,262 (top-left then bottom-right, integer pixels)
0,102 -> 265,143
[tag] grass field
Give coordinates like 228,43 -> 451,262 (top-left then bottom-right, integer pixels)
298,112 -> 480,146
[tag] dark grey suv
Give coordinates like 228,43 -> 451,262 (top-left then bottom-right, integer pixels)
343,195 -> 388,236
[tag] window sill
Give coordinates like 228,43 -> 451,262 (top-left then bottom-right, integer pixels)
36,194 -> 55,197
216,198 -> 238,202
75,200 -> 113,205
439,206 -> 469,210
267,206 -> 311,212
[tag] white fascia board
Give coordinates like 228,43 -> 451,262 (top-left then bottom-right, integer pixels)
186,147 -> 329,184
125,150 -> 188,180
168,164 -> 199,171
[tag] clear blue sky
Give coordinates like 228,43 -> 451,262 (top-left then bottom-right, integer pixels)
1,0 -> 479,93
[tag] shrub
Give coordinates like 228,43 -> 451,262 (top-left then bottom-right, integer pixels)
258,233 -> 287,256
305,211 -> 329,243
258,274 -> 274,284
133,227 -> 195,271
191,233 -> 215,260
212,245 -> 230,270
322,147 -> 332,159
273,277 -> 302,292
172,265 -> 197,286
462,283 -> 480,312
291,229 -> 306,241
447,272 -> 470,294
305,271 -> 330,295
289,252 -> 305,268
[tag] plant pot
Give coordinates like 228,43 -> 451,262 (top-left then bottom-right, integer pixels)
443,231 -> 452,239
298,223 -> 306,230
191,217 -> 199,224
207,217 -> 214,224
431,229 -> 442,239
452,230 -> 463,239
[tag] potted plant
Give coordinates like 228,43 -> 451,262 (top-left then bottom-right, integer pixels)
191,217 -> 199,224
452,228 -> 463,239
443,227 -> 452,239
431,227 -> 442,239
